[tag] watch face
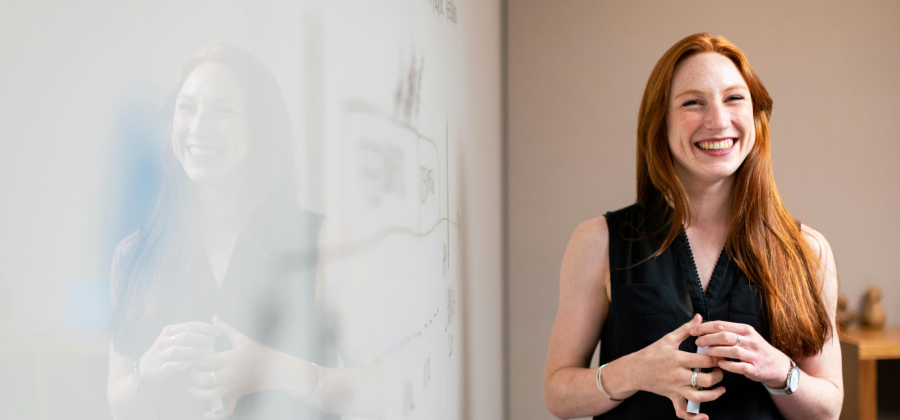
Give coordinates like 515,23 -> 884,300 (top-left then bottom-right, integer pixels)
789,368 -> 799,390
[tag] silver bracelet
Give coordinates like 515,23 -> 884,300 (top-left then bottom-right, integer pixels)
596,363 -> 624,402
301,362 -> 325,400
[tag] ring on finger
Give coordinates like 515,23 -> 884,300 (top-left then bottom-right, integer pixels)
210,371 -> 217,387
735,334 -> 742,347
691,370 -> 698,388
171,334 -> 176,345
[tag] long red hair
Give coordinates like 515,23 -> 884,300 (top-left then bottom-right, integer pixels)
636,33 -> 831,360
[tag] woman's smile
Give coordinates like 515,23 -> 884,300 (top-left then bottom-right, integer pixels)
186,144 -> 227,160
694,137 -> 737,156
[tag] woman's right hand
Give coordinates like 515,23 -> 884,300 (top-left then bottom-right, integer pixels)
138,321 -> 220,390
632,314 -> 726,420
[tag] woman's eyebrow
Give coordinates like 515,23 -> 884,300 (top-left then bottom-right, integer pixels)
673,85 -> 748,100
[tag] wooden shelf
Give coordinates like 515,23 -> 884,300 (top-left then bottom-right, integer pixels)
839,326 -> 900,360
840,326 -> 900,420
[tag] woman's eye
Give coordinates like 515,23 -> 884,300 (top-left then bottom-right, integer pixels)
215,107 -> 236,116
681,100 -> 700,107
727,95 -> 745,101
176,103 -> 196,111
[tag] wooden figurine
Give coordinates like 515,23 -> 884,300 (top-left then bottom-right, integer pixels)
836,293 -> 856,333
860,286 -> 887,330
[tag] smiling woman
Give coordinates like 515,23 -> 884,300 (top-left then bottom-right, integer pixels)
171,62 -> 250,188
106,45 -> 382,420
543,33 -> 842,420
666,52 -> 755,183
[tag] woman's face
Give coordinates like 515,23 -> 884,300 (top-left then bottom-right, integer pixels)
172,62 -> 249,188
666,52 -> 754,186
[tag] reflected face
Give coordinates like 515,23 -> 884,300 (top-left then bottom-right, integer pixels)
666,52 -> 755,185
172,63 -> 249,187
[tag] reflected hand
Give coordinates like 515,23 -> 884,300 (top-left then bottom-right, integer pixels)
189,315 -> 279,419
692,321 -> 792,388
139,322 -> 219,390
633,314 -> 726,420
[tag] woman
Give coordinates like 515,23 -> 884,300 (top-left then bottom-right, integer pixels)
544,33 -> 842,420
107,45 -> 380,420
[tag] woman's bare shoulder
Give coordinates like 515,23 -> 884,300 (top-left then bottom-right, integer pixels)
798,223 -> 833,263
561,216 -> 610,288
570,216 -> 609,253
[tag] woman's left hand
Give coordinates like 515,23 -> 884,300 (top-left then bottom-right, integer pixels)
188,315 -> 280,419
691,321 -> 792,389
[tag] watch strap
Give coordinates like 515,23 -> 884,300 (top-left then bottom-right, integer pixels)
764,358 -> 797,395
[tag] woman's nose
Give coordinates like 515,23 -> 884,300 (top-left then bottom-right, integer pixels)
703,102 -> 730,132
190,108 -> 216,138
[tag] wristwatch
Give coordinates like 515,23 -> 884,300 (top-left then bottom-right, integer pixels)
764,358 -> 799,395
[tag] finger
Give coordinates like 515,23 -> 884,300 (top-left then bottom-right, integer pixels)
189,369 -> 221,387
668,314 -> 703,345
677,368 -> 725,389
718,359 -> 759,378
695,331 -> 742,348
160,360 -> 193,375
678,386 -> 727,404
194,351 -> 232,369
205,396 -> 237,420
669,395 -> 707,420
163,345 -> 210,360
690,321 -> 754,338
162,322 -> 220,338
213,316 -> 245,344
189,385 -> 228,401
174,332 -> 216,347
701,368 -> 724,388
706,345 -> 749,362
678,353 -> 718,369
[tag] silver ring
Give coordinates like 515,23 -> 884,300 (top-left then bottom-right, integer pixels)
735,335 -> 742,347
171,334 -> 176,345
210,371 -> 217,387
691,370 -> 698,388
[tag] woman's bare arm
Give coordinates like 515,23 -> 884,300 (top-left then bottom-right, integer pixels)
544,217 -> 620,418
768,225 -> 843,420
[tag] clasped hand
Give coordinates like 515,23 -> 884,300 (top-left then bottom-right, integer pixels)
188,315 -> 280,420
691,319 -> 791,389
632,314 -> 724,420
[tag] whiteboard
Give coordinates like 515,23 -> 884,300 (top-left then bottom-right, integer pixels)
0,0 -> 503,418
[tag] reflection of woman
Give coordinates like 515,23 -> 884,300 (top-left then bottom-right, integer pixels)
107,46 -> 379,420
544,34 -> 842,420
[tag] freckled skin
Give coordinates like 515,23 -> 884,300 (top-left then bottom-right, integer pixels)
666,52 -> 756,186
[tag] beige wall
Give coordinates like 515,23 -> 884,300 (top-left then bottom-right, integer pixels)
507,1 -> 900,419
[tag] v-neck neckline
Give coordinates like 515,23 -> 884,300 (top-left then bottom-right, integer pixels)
678,230 -> 728,316
205,231 -> 242,292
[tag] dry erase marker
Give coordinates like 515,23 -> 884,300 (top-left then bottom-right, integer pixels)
206,346 -> 224,412
686,346 -> 709,414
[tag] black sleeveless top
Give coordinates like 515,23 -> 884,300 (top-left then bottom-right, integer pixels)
596,202 -> 784,420
113,207 -> 337,420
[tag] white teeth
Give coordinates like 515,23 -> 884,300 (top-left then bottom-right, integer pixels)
189,146 -> 221,157
697,139 -> 734,151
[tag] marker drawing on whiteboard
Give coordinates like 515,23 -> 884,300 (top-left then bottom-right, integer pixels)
686,346 -> 709,414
